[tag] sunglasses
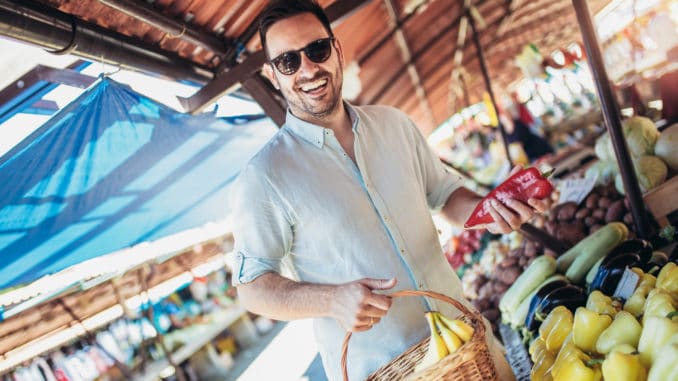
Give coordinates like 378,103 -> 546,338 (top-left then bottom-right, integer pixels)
269,37 -> 335,75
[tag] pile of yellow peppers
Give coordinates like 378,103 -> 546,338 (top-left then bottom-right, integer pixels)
529,263 -> 678,381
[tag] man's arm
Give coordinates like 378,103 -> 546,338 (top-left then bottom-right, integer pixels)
236,272 -> 397,332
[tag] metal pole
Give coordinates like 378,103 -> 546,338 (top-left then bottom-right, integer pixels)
0,0 -> 212,84
97,0 -> 227,55
467,8 -> 513,167
571,0 -> 651,238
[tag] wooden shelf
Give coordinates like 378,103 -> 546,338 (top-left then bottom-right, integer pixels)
132,305 -> 249,381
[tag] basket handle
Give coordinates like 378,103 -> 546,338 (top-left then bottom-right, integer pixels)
340,289 -> 485,381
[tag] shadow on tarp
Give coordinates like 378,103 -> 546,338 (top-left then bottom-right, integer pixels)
0,78 -> 277,289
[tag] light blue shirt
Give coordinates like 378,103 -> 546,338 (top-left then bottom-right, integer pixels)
231,103 -> 468,380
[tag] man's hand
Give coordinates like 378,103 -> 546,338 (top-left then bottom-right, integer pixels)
483,166 -> 553,234
330,278 -> 397,332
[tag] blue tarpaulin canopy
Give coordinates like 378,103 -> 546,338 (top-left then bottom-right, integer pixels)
0,78 -> 277,290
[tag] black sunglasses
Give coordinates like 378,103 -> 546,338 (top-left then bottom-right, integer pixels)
269,37 -> 335,75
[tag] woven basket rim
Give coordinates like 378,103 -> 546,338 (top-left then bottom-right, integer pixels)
340,289 -> 498,381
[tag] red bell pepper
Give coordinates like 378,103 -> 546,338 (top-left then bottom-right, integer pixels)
464,167 -> 554,228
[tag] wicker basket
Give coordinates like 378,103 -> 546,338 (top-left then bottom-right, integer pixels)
340,290 -> 499,381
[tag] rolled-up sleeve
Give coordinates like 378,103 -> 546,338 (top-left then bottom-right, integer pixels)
407,116 -> 463,211
230,166 -> 293,286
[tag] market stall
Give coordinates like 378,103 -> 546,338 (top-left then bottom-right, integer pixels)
0,0 -> 676,380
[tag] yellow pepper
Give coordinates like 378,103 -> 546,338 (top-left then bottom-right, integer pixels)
643,288 -> 677,324
530,349 -> 555,381
647,340 -> 678,381
595,311 -> 642,354
551,344 -> 600,381
610,343 -> 637,354
637,315 -> 678,367
624,284 -> 653,318
529,337 -> 548,362
601,351 -> 647,381
657,262 -> 678,298
587,290 -> 619,316
634,267 -> 656,289
573,307 -> 612,353
539,306 -> 574,352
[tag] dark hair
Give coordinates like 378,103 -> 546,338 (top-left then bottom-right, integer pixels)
258,0 -> 333,57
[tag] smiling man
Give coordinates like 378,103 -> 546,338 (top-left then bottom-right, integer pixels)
230,1 -> 547,380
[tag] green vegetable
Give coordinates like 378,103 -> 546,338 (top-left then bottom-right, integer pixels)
585,160 -> 618,185
557,222 -> 629,281
614,155 -> 668,195
595,132 -> 614,161
500,255 -> 557,317
622,116 -> 659,157
655,123 -> 678,171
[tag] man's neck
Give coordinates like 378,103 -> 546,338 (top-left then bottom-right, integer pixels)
294,102 -> 352,134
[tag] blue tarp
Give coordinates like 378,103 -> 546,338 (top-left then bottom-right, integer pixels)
0,78 -> 277,289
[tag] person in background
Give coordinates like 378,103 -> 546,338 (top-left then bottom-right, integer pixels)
230,1 -> 551,380
500,102 -> 554,163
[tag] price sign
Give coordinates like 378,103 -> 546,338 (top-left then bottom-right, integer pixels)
557,175 -> 597,205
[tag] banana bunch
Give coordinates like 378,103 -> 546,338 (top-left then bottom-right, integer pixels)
414,311 -> 475,373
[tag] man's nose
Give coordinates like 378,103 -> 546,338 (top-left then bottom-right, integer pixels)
297,52 -> 321,77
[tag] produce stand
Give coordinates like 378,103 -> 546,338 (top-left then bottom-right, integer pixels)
132,305 -> 253,381
644,175 -> 678,227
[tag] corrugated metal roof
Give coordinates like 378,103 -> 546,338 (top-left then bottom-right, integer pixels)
35,0 -> 612,132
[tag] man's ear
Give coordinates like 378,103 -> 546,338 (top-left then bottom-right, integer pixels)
262,64 -> 280,90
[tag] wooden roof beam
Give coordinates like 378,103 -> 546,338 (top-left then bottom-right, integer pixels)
383,0 -> 436,130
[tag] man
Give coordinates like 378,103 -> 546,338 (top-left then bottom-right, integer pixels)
231,1 -> 549,380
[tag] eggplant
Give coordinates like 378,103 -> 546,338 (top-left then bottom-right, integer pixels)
523,279 -> 570,334
534,285 -> 586,323
602,239 -> 652,268
591,253 -> 642,295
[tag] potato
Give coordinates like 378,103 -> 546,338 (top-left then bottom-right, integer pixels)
605,200 -> 625,223
545,220 -> 558,235
497,266 -> 522,285
473,298 -> 491,311
584,216 -> 597,227
478,282 -> 494,299
499,257 -> 518,269
575,208 -> 591,219
592,209 -> 606,220
557,202 -> 578,221
557,221 -> 587,246
623,212 -> 634,225
585,193 -> 600,209
598,197 -> 611,208
482,308 -> 500,322
492,280 -> 506,293
524,243 -> 538,258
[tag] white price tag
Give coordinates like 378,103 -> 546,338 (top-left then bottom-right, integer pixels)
613,267 -> 640,300
557,175 -> 597,205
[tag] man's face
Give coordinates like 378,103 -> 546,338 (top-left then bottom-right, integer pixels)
264,13 -> 344,121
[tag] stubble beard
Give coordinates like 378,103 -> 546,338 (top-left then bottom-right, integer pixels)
282,67 -> 343,122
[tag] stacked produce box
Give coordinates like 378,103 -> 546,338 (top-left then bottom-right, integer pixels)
500,220 -> 678,380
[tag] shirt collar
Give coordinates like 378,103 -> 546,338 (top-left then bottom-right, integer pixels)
284,101 -> 360,148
